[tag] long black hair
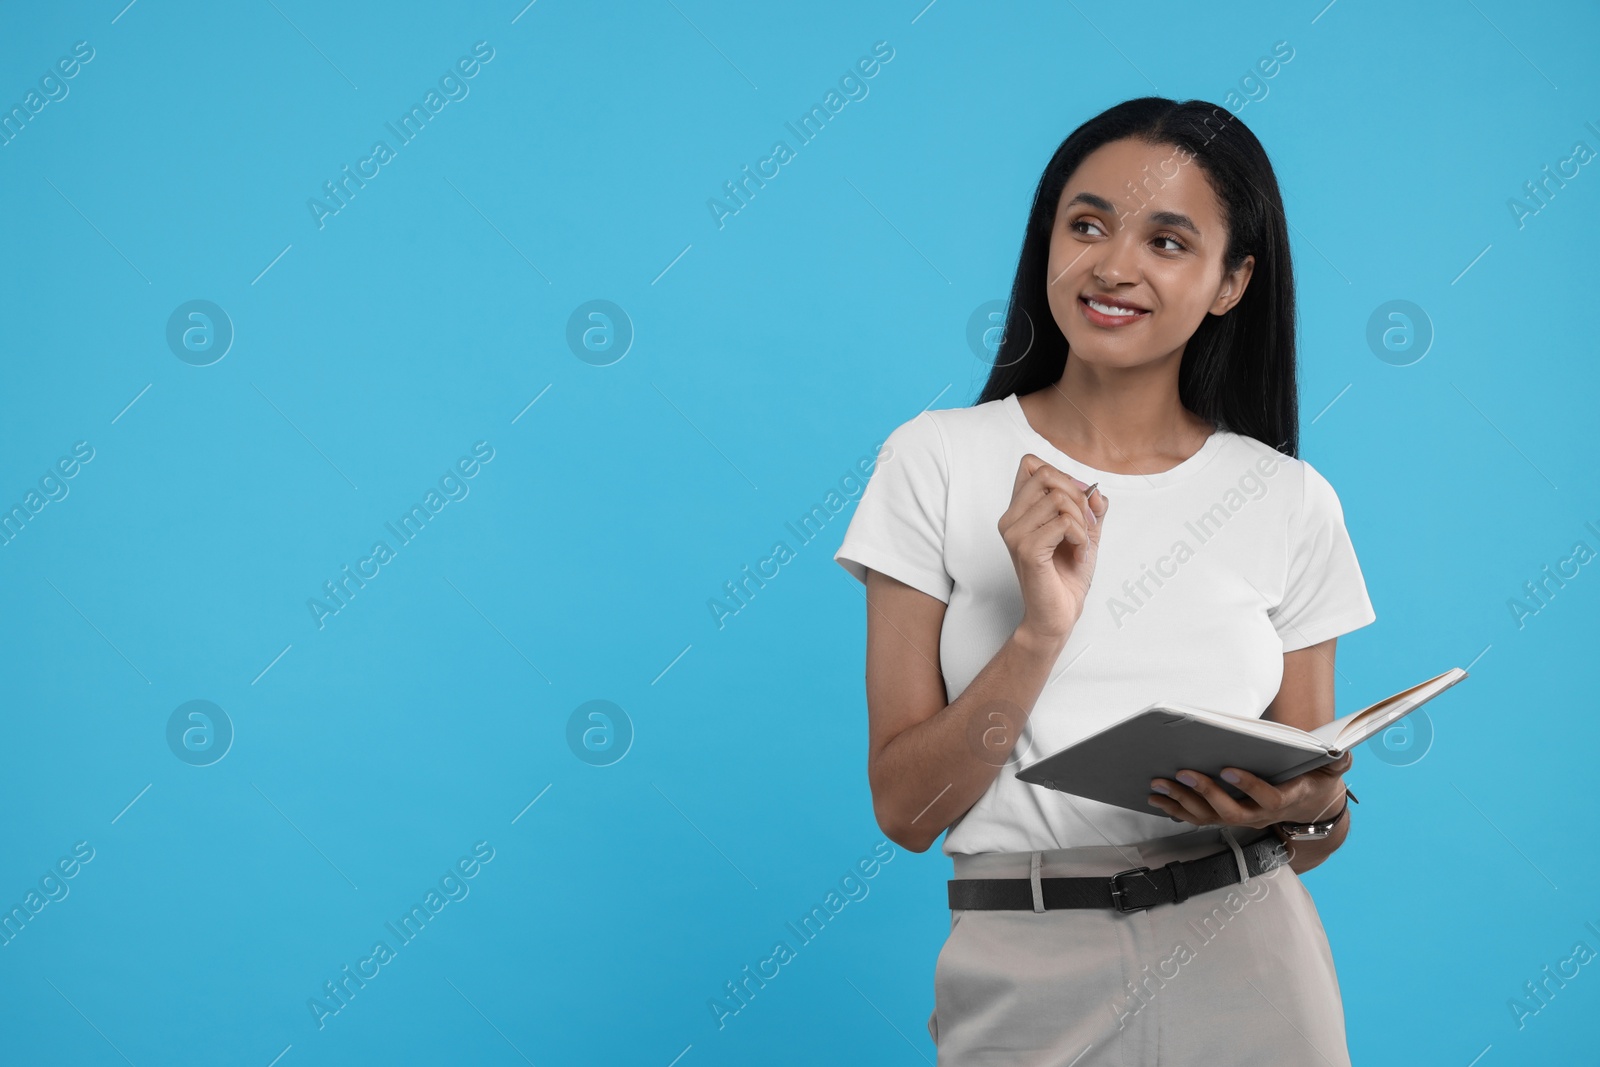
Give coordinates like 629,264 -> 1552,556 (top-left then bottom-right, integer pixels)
975,97 -> 1299,457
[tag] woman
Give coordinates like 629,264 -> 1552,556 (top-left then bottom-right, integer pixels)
833,97 -> 1374,1065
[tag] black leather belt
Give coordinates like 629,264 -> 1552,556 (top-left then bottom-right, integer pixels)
948,830 -> 1291,913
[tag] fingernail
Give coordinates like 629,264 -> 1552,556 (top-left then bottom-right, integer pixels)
1150,782 -> 1169,795
1221,770 -> 1240,784
1146,797 -> 1162,806
1176,772 -> 1198,788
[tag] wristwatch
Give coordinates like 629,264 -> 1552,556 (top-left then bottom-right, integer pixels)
1274,788 -> 1356,842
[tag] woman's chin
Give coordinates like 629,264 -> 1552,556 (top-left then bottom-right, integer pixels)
1061,339 -> 1167,371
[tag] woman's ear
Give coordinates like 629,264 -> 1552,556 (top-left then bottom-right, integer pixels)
1209,254 -> 1255,316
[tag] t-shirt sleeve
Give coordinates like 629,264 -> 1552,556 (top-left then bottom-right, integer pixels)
833,410 -> 953,603
1269,460 -> 1377,652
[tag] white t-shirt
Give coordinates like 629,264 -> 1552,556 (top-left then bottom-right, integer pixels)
834,392 -> 1376,856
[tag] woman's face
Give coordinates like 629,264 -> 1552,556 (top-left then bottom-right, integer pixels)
1045,137 -> 1254,372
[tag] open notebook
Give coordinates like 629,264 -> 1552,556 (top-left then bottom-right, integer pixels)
1015,667 -> 1468,816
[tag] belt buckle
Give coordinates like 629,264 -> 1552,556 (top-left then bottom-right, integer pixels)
1108,865 -> 1156,912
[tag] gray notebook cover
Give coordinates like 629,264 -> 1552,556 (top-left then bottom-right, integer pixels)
1014,668 -> 1468,816
1013,708 -> 1334,815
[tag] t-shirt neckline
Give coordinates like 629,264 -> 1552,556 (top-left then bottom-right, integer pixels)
1001,391 -> 1231,490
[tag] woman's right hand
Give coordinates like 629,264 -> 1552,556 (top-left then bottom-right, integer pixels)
999,454 -> 1109,645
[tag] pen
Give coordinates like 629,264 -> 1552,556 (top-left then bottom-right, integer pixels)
1083,482 -> 1098,525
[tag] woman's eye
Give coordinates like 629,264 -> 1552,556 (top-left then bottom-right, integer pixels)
1154,234 -> 1186,252
1070,218 -> 1105,237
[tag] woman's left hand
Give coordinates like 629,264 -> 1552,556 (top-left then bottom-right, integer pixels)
1145,751 -> 1353,829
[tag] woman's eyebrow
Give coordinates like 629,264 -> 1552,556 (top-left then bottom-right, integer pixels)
1064,191 -> 1202,237
1148,209 -> 1201,237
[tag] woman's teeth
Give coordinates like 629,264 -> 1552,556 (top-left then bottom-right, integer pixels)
1085,298 -> 1143,317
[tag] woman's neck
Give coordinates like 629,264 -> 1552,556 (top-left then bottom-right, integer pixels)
1018,357 -> 1215,475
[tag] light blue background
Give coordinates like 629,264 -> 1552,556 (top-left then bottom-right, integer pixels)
2,1 -> 1597,1064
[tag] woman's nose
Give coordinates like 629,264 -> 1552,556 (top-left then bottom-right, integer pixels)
1092,236 -> 1140,286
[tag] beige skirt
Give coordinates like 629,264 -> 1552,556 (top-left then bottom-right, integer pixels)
930,825 -> 1351,1066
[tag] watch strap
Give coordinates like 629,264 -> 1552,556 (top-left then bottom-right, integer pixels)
1276,789 -> 1352,839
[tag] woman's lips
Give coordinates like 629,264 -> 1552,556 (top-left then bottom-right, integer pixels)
1079,296 -> 1150,328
